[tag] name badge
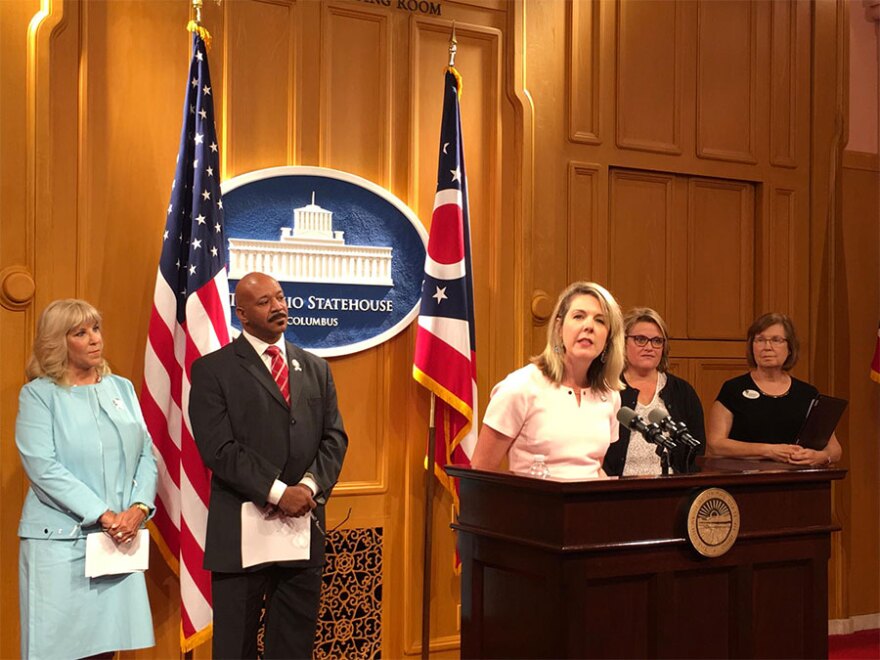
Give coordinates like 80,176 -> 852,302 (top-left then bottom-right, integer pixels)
742,389 -> 760,400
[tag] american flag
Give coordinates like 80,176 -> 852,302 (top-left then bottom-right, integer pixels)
412,67 -> 478,512
140,32 -> 229,652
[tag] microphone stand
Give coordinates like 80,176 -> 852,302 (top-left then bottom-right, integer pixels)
654,442 -> 671,476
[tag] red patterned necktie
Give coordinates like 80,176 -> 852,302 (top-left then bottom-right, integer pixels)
264,345 -> 290,405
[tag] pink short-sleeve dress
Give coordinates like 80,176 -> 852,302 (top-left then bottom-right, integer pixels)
482,364 -> 621,480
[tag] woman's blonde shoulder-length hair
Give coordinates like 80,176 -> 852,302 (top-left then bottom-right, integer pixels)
531,281 -> 625,392
25,299 -> 112,385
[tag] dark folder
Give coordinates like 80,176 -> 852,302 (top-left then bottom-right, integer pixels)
796,394 -> 848,450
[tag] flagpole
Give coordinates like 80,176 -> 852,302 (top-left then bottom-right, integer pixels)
421,28 -> 459,660
184,6 -> 202,660
421,393 -> 437,660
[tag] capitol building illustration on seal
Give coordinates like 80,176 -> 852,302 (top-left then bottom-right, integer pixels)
227,193 -> 394,286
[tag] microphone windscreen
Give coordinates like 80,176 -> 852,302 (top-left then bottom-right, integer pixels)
617,406 -> 639,427
647,409 -> 669,425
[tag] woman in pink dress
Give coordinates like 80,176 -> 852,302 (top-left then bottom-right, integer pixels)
472,281 -> 626,480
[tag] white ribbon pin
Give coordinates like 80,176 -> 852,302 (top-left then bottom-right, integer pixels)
112,398 -> 125,410
291,359 -> 302,372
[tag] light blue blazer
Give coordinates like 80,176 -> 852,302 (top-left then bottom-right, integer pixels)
16,375 -> 158,539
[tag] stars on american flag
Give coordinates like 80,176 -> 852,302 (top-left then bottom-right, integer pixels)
158,44 -> 227,309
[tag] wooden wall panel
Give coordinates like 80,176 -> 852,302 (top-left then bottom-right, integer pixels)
225,0 -> 296,176
526,0 -> 578,361
686,178 -> 754,339
331,348 -> 385,492
665,357 -> 692,385
80,0 -> 191,381
607,169 -> 675,317
0,4 -> 42,656
567,0 -> 600,144
761,187 -> 796,314
692,358 -> 749,420
696,0 -> 756,163
322,3 -> 390,184
567,161 -> 600,283
769,0 -> 797,168
838,160 -> 880,616
615,0 -> 680,154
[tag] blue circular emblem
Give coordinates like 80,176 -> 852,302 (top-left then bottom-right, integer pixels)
221,166 -> 427,357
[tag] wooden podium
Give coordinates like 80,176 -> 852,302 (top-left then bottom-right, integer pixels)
448,460 -> 844,659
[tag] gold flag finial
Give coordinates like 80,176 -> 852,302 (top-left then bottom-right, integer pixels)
448,21 -> 457,67
188,0 -> 219,47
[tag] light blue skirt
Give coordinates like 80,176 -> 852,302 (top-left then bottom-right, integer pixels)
20,537 -> 155,659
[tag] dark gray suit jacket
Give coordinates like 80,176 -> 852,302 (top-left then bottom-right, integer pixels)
189,334 -> 348,572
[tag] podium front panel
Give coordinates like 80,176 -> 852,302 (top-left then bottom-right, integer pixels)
450,463 -> 843,659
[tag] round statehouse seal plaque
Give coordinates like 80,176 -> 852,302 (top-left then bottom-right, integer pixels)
687,488 -> 740,557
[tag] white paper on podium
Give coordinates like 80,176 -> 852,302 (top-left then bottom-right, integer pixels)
85,528 -> 150,578
240,502 -> 310,568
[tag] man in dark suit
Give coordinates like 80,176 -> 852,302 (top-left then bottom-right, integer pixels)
189,272 -> 348,659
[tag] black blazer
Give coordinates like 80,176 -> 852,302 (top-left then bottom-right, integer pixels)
189,334 -> 348,572
603,372 -> 705,476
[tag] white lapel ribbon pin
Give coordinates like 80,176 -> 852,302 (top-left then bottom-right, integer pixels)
291,359 -> 302,372
112,398 -> 125,410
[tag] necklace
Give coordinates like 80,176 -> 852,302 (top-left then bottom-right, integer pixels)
70,369 -> 102,387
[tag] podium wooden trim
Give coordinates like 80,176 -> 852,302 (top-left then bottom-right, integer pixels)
448,460 -> 845,659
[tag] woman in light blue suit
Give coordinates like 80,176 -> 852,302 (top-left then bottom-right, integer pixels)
16,299 -> 157,659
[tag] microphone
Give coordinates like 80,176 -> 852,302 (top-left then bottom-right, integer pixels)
647,409 -> 701,448
617,407 -> 676,449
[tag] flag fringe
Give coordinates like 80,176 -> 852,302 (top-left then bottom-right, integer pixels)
412,366 -> 474,451
447,65 -> 463,97
429,405 -> 463,576
182,622 -> 213,653
147,520 -> 180,576
871,369 -> 880,384
186,20 -> 212,49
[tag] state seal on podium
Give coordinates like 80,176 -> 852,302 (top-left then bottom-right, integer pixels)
687,487 -> 740,557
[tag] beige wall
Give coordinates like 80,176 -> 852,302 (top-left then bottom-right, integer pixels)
1,0 -> 877,657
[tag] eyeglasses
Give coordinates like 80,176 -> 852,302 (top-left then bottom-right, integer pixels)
627,335 -> 665,349
754,336 -> 787,346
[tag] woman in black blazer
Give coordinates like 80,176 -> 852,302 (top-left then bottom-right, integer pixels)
603,307 -> 705,476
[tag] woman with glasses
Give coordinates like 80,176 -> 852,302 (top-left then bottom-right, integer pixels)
472,282 -> 625,479
603,308 -> 705,476
706,312 -> 842,466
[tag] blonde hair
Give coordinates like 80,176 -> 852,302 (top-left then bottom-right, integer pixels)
26,299 -> 112,385
531,281 -> 625,392
623,307 -> 671,373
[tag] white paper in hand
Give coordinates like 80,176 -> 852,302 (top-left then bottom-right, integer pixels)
85,528 -> 150,578
240,502 -> 311,568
